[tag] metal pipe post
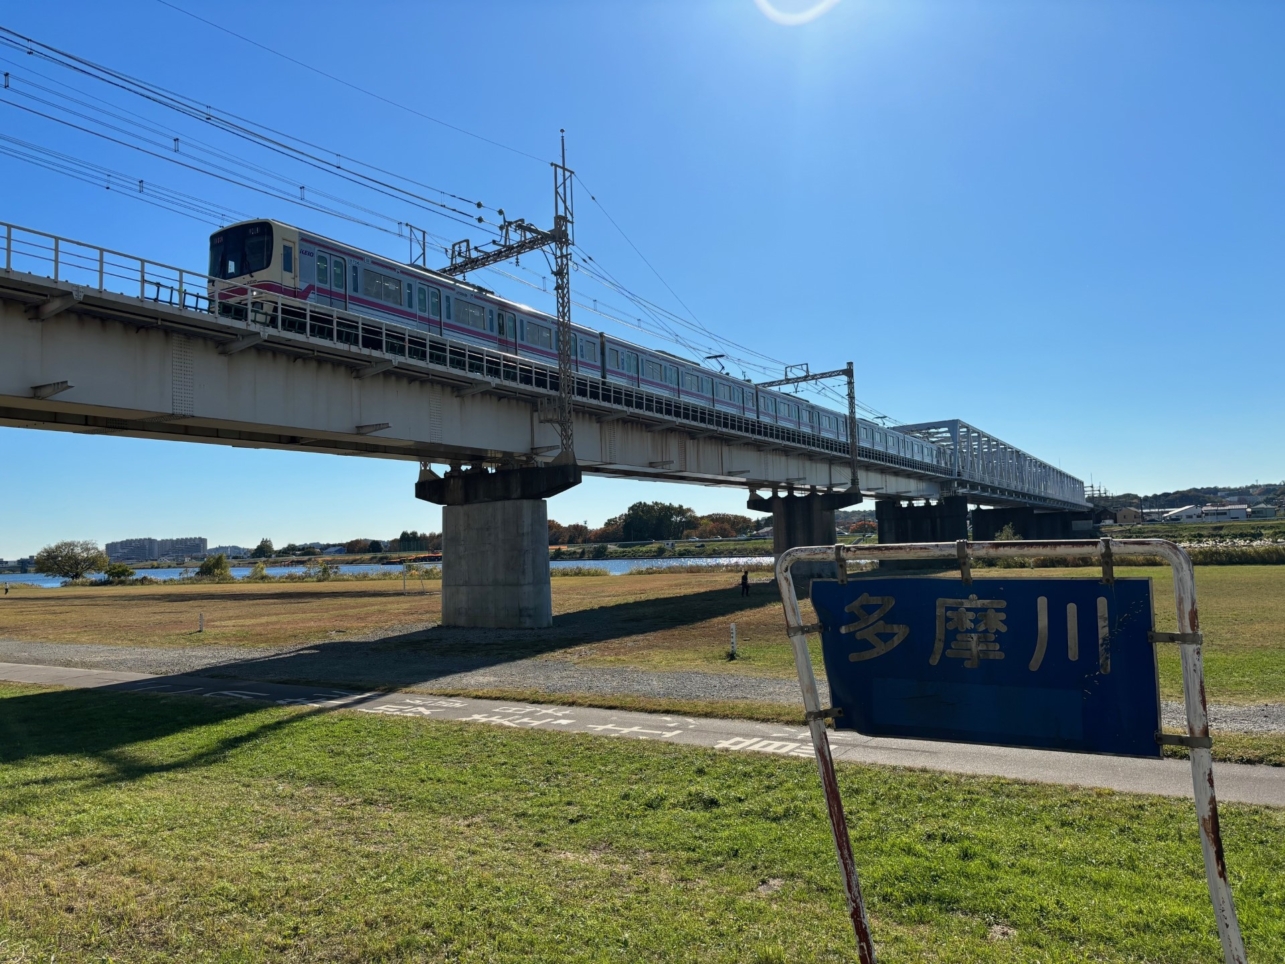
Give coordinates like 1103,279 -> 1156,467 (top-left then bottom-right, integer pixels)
1161,542 -> 1247,964
775,555 -> 877,963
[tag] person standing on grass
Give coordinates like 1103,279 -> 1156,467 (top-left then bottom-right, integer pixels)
740,570 -> 750,597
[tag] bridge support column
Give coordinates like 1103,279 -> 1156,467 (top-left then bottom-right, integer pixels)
970,506 -> 1096,541
875,495 -> 969,545
747,487 -> 862,596
416,463 -> 581,629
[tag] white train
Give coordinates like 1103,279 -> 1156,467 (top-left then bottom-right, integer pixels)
208,218 -> 949,469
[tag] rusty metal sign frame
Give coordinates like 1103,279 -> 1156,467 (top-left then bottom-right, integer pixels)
774,538 -> 1247,964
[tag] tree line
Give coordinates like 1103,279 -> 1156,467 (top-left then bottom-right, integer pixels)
24,504 -> 767,581
549,502 -> 765,545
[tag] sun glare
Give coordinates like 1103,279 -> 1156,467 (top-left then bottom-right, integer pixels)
753,0 -> 843,27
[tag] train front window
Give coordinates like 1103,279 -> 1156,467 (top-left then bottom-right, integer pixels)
208,222 -> 274,279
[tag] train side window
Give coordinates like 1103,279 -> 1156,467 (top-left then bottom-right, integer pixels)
316,254 -> 329,287
282,244 -> 293,274
417,286 -> 427,314
487,308 -> 495,332
333,258 -> 346,291
644,359 -> 662,381
505,312 -> 516,337
429,287 -> 441,319
608,347 -> 620,368
445,295 -> 452,320
701,376 -> 712,395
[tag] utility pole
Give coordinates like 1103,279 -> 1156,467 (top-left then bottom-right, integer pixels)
550,131 -> 576,465
757,363 -> 861,497
437,133 -> 576,464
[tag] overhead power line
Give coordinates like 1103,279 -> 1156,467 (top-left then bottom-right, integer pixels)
0,134 -> 248,225
150,0 -> 548,164
0,29 -> 506,232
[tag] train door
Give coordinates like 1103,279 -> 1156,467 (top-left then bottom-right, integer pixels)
415,284 -> 428,330
314,253 -> 333,307
498,310 -> 518,353
314,252 -> 348,309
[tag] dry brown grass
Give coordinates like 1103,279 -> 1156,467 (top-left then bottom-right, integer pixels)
0,579 -> 442,650
0,572 -> 790,663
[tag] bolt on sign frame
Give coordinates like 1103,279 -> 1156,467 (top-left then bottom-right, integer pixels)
774,538 -> 1246,964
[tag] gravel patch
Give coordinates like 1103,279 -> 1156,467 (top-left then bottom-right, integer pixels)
2,637 -> 1283,734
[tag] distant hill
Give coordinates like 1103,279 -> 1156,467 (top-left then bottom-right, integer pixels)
1090,484 -> 1284,511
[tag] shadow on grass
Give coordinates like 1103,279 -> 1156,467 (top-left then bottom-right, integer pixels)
173,582 -> 780,691
0,582 -> 784,771
0,685 -> 345,790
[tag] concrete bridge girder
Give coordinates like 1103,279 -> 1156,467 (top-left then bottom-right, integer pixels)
0,291 -> 943,496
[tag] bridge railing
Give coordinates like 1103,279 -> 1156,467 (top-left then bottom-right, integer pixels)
2,219 -> 1077,502
3,221 -> 211,313
211,281 -> 967,481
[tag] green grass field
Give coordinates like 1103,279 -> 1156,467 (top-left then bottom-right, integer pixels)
0,682 -> 1281,962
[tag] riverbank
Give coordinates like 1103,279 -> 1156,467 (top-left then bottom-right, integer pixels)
0,555 -> 777,589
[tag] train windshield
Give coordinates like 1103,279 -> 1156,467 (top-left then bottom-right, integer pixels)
208,222 -> 274,279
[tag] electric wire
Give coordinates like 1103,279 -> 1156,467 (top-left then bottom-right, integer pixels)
0,57 -> 496,238
0,30 -> 507,230
0,139 -> 240,225
149,0 -> 548,165
0,98 -> 404,236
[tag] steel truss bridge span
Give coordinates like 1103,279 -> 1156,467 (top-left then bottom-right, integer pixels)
0,221 -> 1087,510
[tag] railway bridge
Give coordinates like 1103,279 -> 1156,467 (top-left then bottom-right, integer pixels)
0,222 -> 1090,626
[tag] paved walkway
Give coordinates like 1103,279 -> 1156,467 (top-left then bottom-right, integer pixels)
1,661 -> 1281,808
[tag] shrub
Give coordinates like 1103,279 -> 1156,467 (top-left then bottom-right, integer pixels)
549,566 -> 611,577
103,563 -> 136,581
196,554 -> 233,580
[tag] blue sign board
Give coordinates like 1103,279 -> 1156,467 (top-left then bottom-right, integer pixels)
810,576 -> 1161,757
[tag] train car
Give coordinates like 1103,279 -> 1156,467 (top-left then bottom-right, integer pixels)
207,218 -> 943,465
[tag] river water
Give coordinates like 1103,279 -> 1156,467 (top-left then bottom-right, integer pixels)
0,556 -> 774,589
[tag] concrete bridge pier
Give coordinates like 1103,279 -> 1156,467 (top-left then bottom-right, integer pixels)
747,486 -> 863,596
416,463 -> 582,629
875,495 -> 970,545
970,505 -> 1097,541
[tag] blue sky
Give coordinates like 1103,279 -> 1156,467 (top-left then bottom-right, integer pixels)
1,0 -> 1281,557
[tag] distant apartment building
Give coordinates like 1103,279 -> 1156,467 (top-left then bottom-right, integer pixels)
157,537 -> 208,560
209,545 -> 250,559
106,536 -> 208,562
106,537 -> 159,563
